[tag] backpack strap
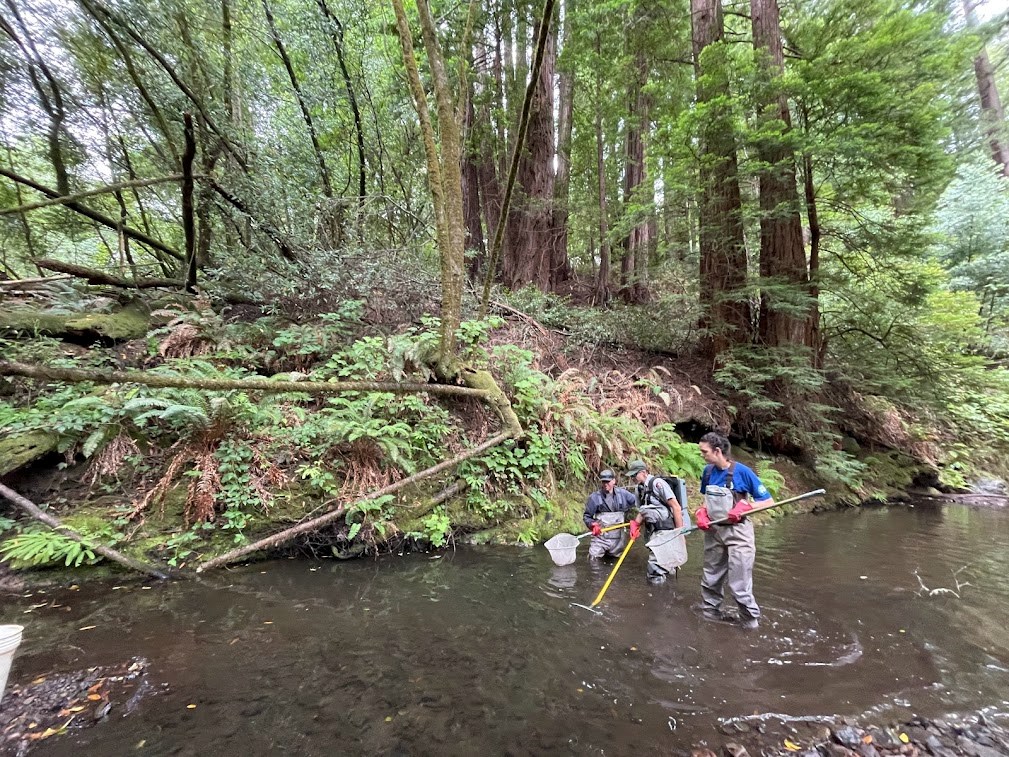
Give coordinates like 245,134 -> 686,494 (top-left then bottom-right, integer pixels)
643,477 -> 671,514
704,462 -> 745,502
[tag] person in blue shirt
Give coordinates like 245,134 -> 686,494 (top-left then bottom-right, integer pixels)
695,432 -> 773,630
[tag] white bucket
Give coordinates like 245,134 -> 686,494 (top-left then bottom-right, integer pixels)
0,624 -> 24,707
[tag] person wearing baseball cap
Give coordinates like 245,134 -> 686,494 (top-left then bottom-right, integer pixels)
583,469 -> 635,560
625,459 -> 684,583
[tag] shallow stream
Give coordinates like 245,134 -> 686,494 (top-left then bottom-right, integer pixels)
4,503 -> 1009,755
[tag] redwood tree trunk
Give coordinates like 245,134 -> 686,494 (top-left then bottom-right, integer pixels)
693,0 -> 751,355
750,0 -> 809,349
594,46 -> 611,306
502,12 -> 562,291
462,87 -> 487,280
963,0 -> 1009,176
551,0 -> 575,289
620,48 -> 651,304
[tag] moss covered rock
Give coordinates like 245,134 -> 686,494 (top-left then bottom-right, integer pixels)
0,431 -> 59,476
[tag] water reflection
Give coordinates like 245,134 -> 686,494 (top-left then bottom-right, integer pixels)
2,503 -> 1008,756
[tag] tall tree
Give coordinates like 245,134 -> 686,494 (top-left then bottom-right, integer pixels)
692,0 -> 750,354
620,44 -> 651,304
391,0 -> 466,374
750,0 -> 811,349
502,1 -> 565,290
962,0 -> 1009,176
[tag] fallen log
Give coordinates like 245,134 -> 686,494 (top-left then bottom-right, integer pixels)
0,483 -> 172,580
197,431 -> 512,571
0,360 -> 491,399
35,259 -> 183,289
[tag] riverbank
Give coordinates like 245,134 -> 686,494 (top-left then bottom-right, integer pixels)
697,712 -> 1009,757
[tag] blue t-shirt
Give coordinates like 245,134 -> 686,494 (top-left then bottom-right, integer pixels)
700,462 -> 772,502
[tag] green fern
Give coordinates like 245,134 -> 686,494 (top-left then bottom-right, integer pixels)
0,529 -> 99,568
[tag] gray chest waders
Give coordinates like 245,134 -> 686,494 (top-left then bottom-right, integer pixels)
703,486 -> 735,523
589,510 -> 627,558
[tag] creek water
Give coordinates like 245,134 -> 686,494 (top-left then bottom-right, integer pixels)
4,503 -> 1009,756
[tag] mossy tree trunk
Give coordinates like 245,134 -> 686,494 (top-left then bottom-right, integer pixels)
390,0 -> 465,379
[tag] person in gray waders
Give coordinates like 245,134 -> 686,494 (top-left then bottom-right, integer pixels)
695,432 -> 773,630
583,469 -> 636,559
625,460 -> 686,584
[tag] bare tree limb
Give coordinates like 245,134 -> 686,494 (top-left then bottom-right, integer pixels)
196,431 -> 512,571
0,360 -> 492,399
206,178 -> 301,262
0,174 -> 186,216
34,258 -> 183,289
0,167 -> 183,261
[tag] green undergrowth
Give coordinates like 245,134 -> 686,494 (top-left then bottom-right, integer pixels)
0,302 -> 712,573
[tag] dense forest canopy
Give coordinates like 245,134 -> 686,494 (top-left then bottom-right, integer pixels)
2,0 -> 1009,532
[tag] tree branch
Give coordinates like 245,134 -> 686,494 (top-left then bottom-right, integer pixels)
0,166 -> 183,261
196,431 -> 512,571
0,360 -> 492,399
34,258 -> 183,289
0,174 -> 186,216
0,482 -> 172,580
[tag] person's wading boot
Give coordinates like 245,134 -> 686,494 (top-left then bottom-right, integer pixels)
740,617 -> 759,631
702,608 -> 728,622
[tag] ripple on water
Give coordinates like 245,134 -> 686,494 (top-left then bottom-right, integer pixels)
9,504 -> 1009,756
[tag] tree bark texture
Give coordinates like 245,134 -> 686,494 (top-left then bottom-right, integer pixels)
750,0 -> 810,349
692,0 -> 751,355
963,0 -> 1009,176
502,4 -> 564,291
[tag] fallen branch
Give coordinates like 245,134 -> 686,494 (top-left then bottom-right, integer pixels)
0,482 -> 172,580
197,431 -> 512,571
0,174 -> 186,216
0,166 -> 183,261
35,259 -> 183,289
0,360 -> 491,399
490,299 -> 550,336
0,274 -> 73,287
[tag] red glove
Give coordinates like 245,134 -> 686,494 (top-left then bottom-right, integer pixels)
591,522 -> 603,537
629,520 -> 641,540
695,507 -> 711,531
726,501 -> 754,524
